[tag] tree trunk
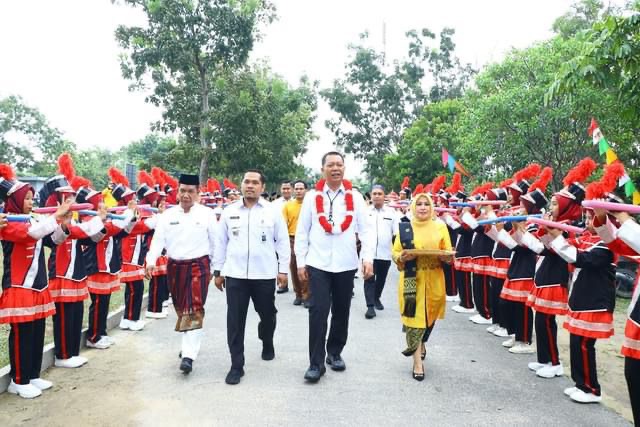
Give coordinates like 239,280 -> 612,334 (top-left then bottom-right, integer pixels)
199,73 -> 210,186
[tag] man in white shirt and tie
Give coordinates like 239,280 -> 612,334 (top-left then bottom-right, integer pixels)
213,169 -> 290,385
295,151 -> 374,383
363,184 -> 398,319
145,174 -> 217,375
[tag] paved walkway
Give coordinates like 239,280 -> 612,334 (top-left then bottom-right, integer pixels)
0,271 -> 631,426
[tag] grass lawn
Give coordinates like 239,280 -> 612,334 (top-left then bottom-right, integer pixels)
0,249 -> 149,368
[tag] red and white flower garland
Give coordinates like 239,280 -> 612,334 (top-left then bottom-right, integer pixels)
315,179 -> 354,234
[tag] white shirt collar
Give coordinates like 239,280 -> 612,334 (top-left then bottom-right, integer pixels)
323,182 -> 345,195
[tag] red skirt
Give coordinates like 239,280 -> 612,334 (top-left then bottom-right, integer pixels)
527,285 -> 568,315
48,278 -> 89,303
500,279 -> 533,303
167,256 -> 210,332
563,310 -> 614,339
454,256 -> 473,273
622,317 -> 640,359
152,256 -> 168,277
87,272 -> 121,295
120,263 -> 144,283
487,259 -> 510,279
0,287 -> 56,324
472,256 -> 493,276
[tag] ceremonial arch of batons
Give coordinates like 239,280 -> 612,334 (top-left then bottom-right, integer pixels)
1,0 -> 639,425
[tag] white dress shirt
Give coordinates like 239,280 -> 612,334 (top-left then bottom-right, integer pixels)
295,183 -> 374,272
367,205 -> 398,261
213,198 -> 290,280
145,203 -> 217,266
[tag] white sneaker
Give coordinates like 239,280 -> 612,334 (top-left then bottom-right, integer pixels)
146,310 -> 168,319
102,335 -> 116,346
7,381 -> 42,399
493,327 -> 510,337
128,320 -> 146,331
486,324 -> 498,333
86,337 -> 111,349
470,315 -> 493,325
30,378 -> 53,391
570,389 -> 602,403
528,362 -> 549,371
564,386 -> 578,396
502,337 -> 515,348
162,300 -> 170,308
536,363 -> 564,378
119,318 -> 132,330
54,357 -> 85,368
71,356 -> 88,366
452,305 -> 476,313
508,343 -> 535,354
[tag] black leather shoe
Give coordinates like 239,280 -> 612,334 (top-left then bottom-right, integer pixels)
262,342 -> 275,361
304,365 -> 326,382
180,357 -> 193,374
293,298 -> 302,306
303,300 -> 310,309
276,287 -> 289,294
375,299 -> 384,310
365,307 -> 376,319
225,368 -> 245,385
326,354 -> 346,371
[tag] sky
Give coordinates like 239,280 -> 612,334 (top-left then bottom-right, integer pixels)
0,0 -> 602,178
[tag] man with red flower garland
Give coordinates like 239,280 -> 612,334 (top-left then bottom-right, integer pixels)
295,151 -> 374,383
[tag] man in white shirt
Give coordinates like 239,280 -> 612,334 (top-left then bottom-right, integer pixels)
213,169 -> 290,385
364,185 -> 398,319
145,174 -> 217,375
271,180 -> 293,214
295,151 -> 374,383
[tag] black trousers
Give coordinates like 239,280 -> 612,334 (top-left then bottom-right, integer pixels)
625,357 -> 640,426
489,277 -> 504,326
87,293 -> 111,343
503,300 -> 533,344
124,280 -> 144,321
9,319 -> 46,385
307,266 -> 356,367
363,259 -> 391,307
473,272 -> 491,319
53,301 -> 84,360
226,277 -> 277,369
535,312 -> 560,365
443,263 -> 457,297
456,270 -> 474,309
148,275 -> 168,313
570,334 -> 600,395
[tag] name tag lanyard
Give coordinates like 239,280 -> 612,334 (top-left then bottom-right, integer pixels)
326,190 -> 341,226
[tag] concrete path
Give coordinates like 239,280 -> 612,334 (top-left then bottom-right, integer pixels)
0,270 -> 631,426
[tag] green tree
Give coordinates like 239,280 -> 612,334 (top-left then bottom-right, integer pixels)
115,0 -> 275,184
552,0 -> 613,38
322,29 -> 474,181
74,148 -> 120,190
0,95 -> 76,176
207,67 -> 316,184
383,99 -> 462,190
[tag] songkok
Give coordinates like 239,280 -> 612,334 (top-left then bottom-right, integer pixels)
179,174 -> 199,186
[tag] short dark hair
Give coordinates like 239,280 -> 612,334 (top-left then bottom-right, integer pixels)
281,180 -> 292,186
321,151 -> 345,167
293,179 -> 308,189
244,169 -> 266,184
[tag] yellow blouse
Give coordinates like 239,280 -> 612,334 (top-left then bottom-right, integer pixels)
392,218 -> 452,329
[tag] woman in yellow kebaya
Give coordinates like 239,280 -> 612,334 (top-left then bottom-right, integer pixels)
392,193 -> 452,381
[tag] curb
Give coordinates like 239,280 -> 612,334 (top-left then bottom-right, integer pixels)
0,294 -> 149,394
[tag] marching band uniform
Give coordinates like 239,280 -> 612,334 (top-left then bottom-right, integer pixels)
79,186 -> 135,348
0,167 -> 60,398
445,191 -> 475,314
551,231 -> 615,403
